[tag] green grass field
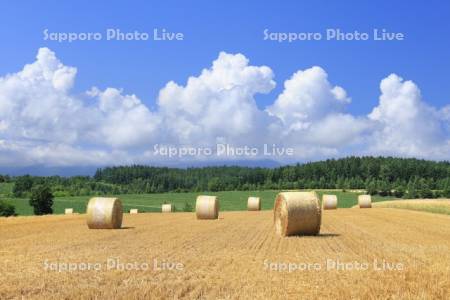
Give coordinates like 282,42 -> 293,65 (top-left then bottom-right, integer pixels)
0,184 -> 394,216
0,182 -> 13,196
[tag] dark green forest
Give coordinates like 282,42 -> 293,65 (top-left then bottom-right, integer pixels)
5,156 -> 450,199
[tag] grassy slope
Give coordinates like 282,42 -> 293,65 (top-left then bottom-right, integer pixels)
2,186 -> 393,216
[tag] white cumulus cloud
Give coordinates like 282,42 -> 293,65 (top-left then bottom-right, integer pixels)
368,74 -> 450,158
266,66 -> 369,150
87,87 -> 160,148
0,48 -> 159,166
0,48 -> 449,168
267,66 -> 350,128
158,52 -> 275,146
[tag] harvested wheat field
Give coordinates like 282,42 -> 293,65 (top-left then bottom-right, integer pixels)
1,209 -> 450,299
371,199 -> 450,215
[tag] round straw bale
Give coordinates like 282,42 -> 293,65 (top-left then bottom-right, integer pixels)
322,194 -> 338,210
273,192 -> 321,237
129,209 -> 138,214
247,197 -> 261,211
162,204 -> 173,213
64,208 -> 74,214
196,195 -> 219,219
358,195 -> 372,208
86,197 -> 123,229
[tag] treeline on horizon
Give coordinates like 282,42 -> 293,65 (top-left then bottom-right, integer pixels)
4,156 -> 450,199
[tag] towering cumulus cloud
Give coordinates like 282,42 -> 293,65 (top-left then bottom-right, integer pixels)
267,66 -> 370,156
267,66 -> 351,128
0,48 -> 449,167
157,52 -> 275,145
0,48 -> 158,166
368,74 -> 450,158
0,48 -> 81,144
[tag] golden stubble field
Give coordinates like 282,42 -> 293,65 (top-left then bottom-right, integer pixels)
1,208 -> 449,299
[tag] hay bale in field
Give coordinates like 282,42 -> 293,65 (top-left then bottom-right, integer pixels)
86,197 -> 123,229
129,209 -> 138,214
64,208 -> 74,214
196,195 -> 219,219
273,192 -> 321,237
322,194 -> 338,210
358,195 -> 372,208
162,204 -> 173,213
247,197 -> 261,211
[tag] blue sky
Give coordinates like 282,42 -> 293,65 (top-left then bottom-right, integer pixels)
0,1 -> 449,173
1,1 -> 449,112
